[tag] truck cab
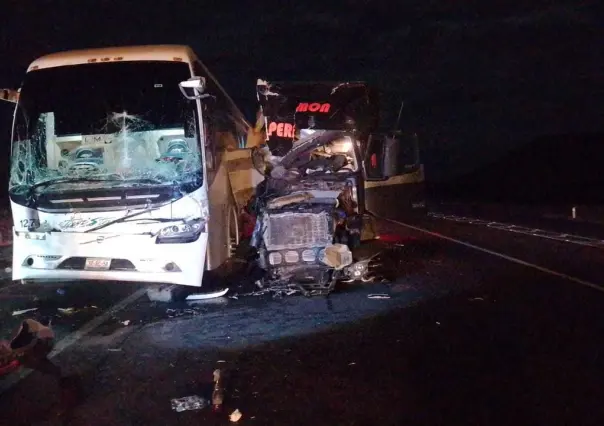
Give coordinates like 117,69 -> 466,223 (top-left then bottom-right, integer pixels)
233,79 -> 422,293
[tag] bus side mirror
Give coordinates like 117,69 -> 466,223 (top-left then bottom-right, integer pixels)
179,77 -> 207,100
363,133 -> 421,181
0,88 -> 19,104
363,134 -> 398,181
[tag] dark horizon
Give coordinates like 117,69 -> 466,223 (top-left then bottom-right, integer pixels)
1,0 -> 602,182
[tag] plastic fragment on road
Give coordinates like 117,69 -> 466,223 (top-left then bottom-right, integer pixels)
171,395 -> 208,412
12,307 -> 38,316
146,286 -> 178,303
230,409 -> 243,422
57,306 -> 99,316
367,294 -> 390,299
185,287 -> 229,301
121,320 -> 131,326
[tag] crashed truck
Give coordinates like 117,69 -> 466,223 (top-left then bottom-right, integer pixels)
1,44 -> 422,294
223,80 -> 425,293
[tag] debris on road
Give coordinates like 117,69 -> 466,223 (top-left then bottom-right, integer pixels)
107,348 -> 122,352
146,286 -> 178,303
170,395 -> 208,412
234,284 -> 303,299
121,320 -> 131,326
230,409 -> 243,422
469,297 -> 485,302
12,307 -> 38,316
185,287 -> 229,301
58,306 -> 99,316
212,369 -> 225,411
166,307 -> 203,318
368,294 -> 391,299
0,359 -> 20,377
4,267 -> 11,273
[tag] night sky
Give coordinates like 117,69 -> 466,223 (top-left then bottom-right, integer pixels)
0,0 -> 602,181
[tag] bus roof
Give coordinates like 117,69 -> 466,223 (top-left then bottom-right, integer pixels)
27,45 -> 198,72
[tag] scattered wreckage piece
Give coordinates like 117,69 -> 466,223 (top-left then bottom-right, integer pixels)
171,395 -> 208,412
185,287 -> 229,301
0,318 -> 57,378
230,409 -> 243,422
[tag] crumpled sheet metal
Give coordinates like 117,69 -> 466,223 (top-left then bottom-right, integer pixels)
279,130 -> 345,169
266,192 -> 314,209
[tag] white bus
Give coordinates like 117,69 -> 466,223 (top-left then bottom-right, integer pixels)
6,45 -> 246,287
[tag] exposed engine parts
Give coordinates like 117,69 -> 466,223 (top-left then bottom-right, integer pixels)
245,130 -> 371,295
232,79 -> 421,295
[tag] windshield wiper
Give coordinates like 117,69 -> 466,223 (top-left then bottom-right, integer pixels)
84,205 -> 163,233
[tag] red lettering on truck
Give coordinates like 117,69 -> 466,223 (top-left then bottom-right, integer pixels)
267,122 -> 295,138
295,103 -> 331,113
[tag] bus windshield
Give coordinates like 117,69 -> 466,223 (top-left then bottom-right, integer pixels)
9,61 -> 202,199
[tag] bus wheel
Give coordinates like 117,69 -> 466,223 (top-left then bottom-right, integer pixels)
228,205 -> 240,258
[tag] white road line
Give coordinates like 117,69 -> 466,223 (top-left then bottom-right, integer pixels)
381,216 -> 604,294
429,212 -> 604,248
0,285 -> 150,394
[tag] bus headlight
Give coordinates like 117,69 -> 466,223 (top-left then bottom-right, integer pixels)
156,218 -> 205,244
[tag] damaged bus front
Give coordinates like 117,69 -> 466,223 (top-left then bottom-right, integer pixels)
7,45 -> 245,286
241,80 -> 411,294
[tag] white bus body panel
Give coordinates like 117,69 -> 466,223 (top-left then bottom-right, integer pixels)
11,187 -> 210,287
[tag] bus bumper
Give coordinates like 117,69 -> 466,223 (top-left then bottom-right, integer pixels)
11,230 -> 209,287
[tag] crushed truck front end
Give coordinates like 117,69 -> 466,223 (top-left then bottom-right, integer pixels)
233,80 -> 381,294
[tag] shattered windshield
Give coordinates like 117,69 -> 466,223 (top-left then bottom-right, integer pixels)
9,61 -> 202,197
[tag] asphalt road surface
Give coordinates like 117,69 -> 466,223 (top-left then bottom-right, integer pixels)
1,213 -> 604,425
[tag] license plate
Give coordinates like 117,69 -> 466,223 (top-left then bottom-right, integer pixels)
84,258 -> 111,270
